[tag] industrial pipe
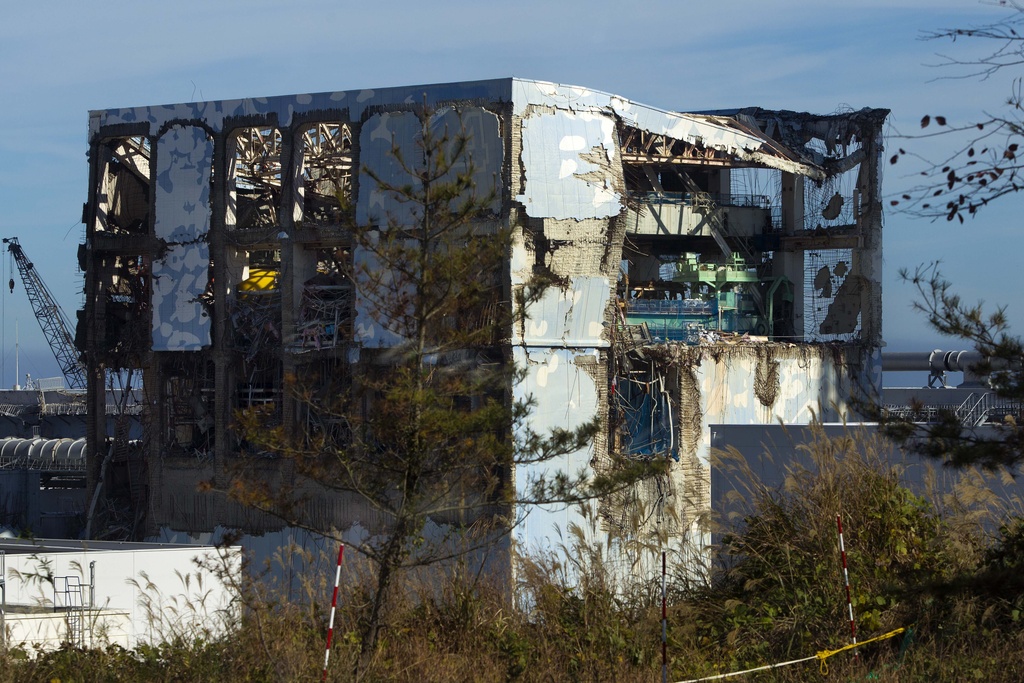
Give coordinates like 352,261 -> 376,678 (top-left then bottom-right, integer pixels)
881,349 -> 983,373
0,437 -> 87,469
884,352 -> 987,385
882,349 -> 992,386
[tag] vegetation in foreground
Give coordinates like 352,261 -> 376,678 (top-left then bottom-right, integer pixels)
5,429 -> 1024,682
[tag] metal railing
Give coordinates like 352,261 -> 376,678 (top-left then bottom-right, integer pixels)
883,393 -> 1023,427
633,191 -> 772,209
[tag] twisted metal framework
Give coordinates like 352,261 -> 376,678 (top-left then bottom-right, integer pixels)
3,237 -> 86,389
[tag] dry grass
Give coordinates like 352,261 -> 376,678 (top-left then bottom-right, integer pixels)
5,427 -> 1024,681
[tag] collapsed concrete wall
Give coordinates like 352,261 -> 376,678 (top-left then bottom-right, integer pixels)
504,83 -> 887,570
604,343 -> 879,568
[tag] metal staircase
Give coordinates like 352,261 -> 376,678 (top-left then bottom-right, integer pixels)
955,392 -> 996,428
54,575 -> 86,647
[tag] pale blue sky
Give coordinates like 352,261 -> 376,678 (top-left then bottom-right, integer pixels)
0,1 -> 1015,386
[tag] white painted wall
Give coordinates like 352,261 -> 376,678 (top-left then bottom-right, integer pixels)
1,542 -> 240,651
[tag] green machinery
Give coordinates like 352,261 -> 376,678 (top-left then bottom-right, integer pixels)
623,253 -> 792,342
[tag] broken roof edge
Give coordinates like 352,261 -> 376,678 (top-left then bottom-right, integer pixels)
512,79 -> 824,179
89,77 -> 516,117
696,106 -> 891,166
696,105 -> 891,122
87,76 -> 839,179
88,77 -> 518,139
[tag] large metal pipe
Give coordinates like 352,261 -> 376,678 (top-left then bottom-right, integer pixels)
881,349 -> 1008,387
882,349 -> 984,373
0,437 -> 87,469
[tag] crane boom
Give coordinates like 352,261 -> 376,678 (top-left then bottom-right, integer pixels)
3,237 -> 86,390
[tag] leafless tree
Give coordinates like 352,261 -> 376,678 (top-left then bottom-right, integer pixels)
892,1 -> 1024,222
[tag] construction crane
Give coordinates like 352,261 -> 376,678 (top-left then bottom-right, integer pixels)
3,237 -> 86,390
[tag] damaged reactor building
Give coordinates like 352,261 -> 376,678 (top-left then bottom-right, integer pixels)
79,78 -> 887,563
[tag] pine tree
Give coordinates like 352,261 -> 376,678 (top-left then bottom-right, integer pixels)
229,102 -> 656,671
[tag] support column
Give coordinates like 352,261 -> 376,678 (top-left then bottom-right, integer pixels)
279,130 -> 299,438
83,141 -> 110,538
856,130 -> 885,346
776,172 -> 805,340
211,133 -> 231,512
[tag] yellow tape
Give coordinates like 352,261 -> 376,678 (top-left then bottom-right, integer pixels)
675,626 -> 909,683
674,656 -> 819,683
816,626 -> 907,661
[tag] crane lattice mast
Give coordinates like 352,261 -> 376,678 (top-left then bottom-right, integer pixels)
3,237 -> 86,390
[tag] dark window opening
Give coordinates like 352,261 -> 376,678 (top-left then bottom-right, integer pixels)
163,356 -> 215,457
96,137 -> 151,235
299,122 -> 355,230
293,248 -> 352,353
229,247 -> 283,426
230,126 -> 283,232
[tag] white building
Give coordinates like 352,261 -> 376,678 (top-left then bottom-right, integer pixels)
1,538 -> 239,652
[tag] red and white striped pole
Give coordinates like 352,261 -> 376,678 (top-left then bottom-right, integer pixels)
661,550 -> 668,683
836,515 -> 857,653
322,543 -> 345,682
